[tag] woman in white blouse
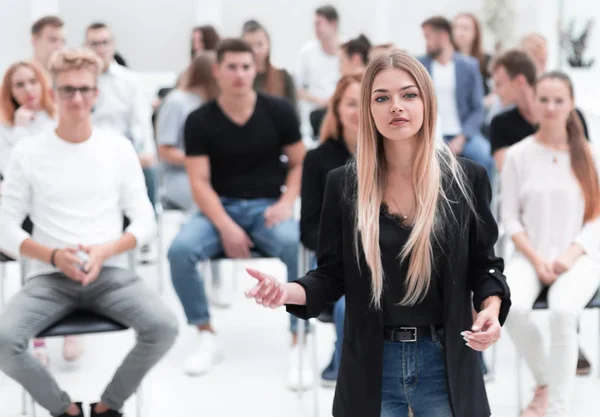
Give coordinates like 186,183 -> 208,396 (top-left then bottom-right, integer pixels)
0,61 -> 56,177
0,61 -> 84,366
502,71 -> 600,417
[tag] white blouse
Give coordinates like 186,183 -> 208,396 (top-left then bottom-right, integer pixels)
0,111 -> 56,176
501,135 -> 600,261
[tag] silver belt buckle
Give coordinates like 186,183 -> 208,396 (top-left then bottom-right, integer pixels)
400,327 -> 417,342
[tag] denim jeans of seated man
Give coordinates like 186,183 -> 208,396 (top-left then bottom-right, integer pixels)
168,197 -> 302,332
443,135 -> 495,184
381,328 -> 452,417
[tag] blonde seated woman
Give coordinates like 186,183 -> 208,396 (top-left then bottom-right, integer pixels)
0,61 -> 84,365
245,49 -> 511,417
502,71 -> 600,417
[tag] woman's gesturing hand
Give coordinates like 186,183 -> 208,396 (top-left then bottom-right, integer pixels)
245,268 -> 291,309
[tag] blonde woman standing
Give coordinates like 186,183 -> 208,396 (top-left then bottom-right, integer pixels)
245,49 -> 511,417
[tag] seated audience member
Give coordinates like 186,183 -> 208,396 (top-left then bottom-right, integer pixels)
156,52 -> 218,211
30,16 -> 66,72
167,39 -> 307,387
501,71 -> 600,417
0,61 -> 56,178
190,25 -> 221,60
419,16 -> 495,181
85,22 -> 158,261
490,50 -> 590,172
520,33 -> 548,77
242,20 -> 297,111
84,23 -> 157,204
0,47 -> 177,417
310,34 -> 370,139
301,73 -> 360,387
369,42 -> 395,61
452,12 -> 492,99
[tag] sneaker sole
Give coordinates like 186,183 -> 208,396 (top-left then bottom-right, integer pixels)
321,378 -> 337,388
576,367 -> 591,376
184,351 -> 224,377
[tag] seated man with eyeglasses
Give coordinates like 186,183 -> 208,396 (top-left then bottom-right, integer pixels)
85,22 -> 158,262
0,48 -> 178,417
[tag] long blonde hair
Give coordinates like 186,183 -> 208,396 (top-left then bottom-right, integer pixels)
355,49 -> 474,309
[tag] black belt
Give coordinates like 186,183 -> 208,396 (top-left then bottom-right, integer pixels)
383,324 -> 443,343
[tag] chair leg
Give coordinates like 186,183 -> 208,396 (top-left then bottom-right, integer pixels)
597,308 -> 600,379
0,262 -> 6,307
30,396 -> 36,417
297,318 -> 306,399
311,318 -> 320,417
517,352 -> 523,415
489,343 -> 498,382
135,385 -> 143,417
21,388 -> 27,415
156,210 -> 164,294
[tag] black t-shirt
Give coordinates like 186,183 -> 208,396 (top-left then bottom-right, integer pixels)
184,93 -> 301,199
380,204 -> 444,326
490,107 -> 590,154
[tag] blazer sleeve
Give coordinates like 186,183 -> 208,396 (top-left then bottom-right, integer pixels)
462,59 -> 486,139
467,162 -> 511,325
287,168 -> 346,320
300,150 -> 324,252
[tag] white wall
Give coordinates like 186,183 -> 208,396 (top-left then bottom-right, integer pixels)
0,0 -> 33,74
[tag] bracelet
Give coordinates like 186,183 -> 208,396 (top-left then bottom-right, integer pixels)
50,248 -> 59,267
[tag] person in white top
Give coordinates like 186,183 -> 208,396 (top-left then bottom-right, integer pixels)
0,47 -> 178,417
0,61 -> 56,177
295,5 -> 342,108
501,72 -> 600,417
31,16 -> 66,72
84,23 -> 157,206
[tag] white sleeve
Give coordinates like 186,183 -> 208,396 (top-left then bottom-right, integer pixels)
294,46 -> 310,90
119,141 -> 157,246
574,145 -> 600,254
129,78 -> 156,156
500,149 -> 525,237
0,145 -> 33,258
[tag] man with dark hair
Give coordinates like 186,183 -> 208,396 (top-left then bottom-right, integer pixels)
296,5 -> 343,139
167,38 -> 309,388
418,16 -> 494,181
31,15 -> 66,70
489,49 -> 589,171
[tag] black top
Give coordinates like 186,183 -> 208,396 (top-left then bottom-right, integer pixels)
490,107 -> 590,154
184,93 -> 301,199
287,159 -> 511,417
310,107 -> 327,139
300,138 -> 352,251
380,206 -> 444,326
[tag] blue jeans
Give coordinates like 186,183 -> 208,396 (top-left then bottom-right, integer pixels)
444,135 -> 495,184
333,296 -> 345,371
381,328 -> 452,417
168,197 -> 300,332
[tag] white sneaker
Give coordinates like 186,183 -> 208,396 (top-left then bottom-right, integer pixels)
183,331 -> 222,376
138,242 -> 157,264
287,344 -> 315,391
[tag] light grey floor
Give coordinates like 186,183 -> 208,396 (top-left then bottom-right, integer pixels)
0,212 -> 598,417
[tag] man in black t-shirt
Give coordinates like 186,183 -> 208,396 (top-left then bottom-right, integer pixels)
167,39 -> 308,385
490,50 -> 590,172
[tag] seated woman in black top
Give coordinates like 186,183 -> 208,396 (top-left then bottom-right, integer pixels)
246,49 -> 511,417
300,73 -> 360,387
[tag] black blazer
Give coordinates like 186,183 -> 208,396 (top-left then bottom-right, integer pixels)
287,159 -> 511,417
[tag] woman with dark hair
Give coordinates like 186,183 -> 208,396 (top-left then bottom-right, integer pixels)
190,25 -> 220,59
339,34 -> 371,76
241,20 -> 297,110
300,73 -> 361,386
156,52 -> 218,211
452,13 -> 492,97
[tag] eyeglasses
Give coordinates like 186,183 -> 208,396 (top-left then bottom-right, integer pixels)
55,85 -> 97,100
87,39 -> 112,48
